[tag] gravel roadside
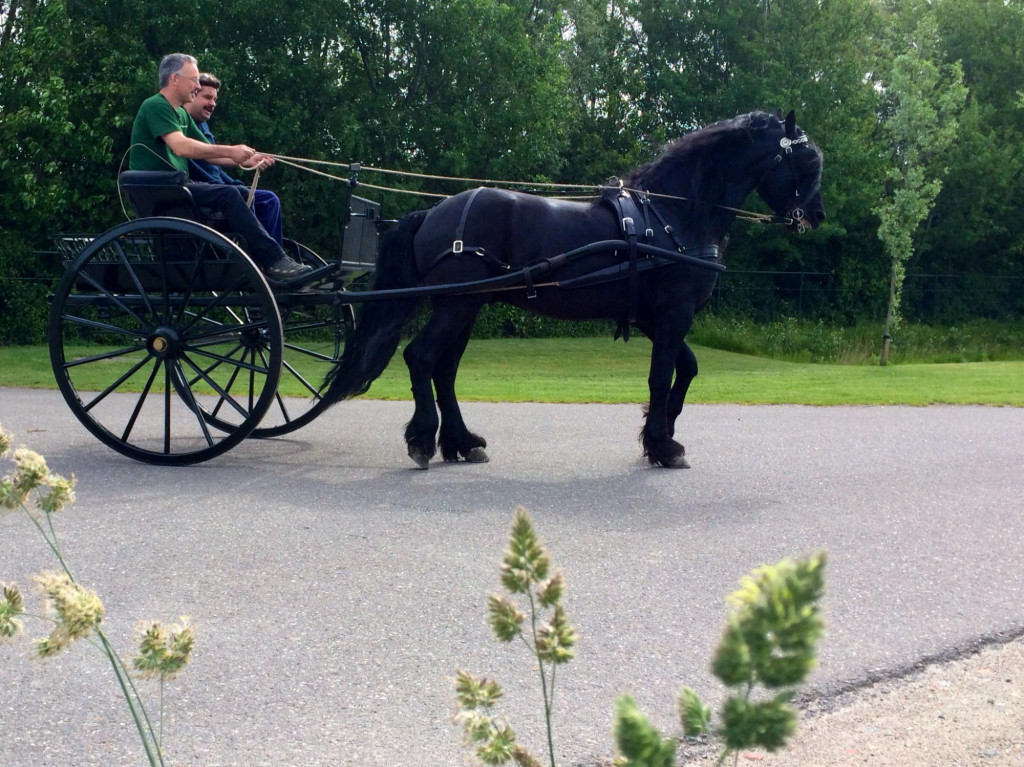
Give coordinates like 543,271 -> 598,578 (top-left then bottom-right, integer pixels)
680,638 -> 1024,766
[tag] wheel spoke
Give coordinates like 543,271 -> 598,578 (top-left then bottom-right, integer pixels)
72,269 -> 150,329
121,358 -> 162,441
156,232 -> 172,325
282,342 -> 337,363
180,352 -> 252,420
184,345 -> 270,375
185,342 -> 243,386
178,275 -> 250,335
176,243 -> 207,320
113,240 -> 156,319
65,344 -> 147,368
171,361 -> 215,447
163,363 -> 172,454
258,347 -> 292,424
280,355 -> 323,399
209,350 -> 246,420
61,313 -> 148,339
248,348 -> 256,412
281,318 -> 335,334
82,353 -> 154,412
187,319 -> 268,343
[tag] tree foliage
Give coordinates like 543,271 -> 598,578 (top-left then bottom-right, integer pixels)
1,0 -> 1022,344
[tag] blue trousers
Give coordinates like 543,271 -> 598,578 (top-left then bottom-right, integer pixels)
185,183 -> 281,268
251,189 -> 283,245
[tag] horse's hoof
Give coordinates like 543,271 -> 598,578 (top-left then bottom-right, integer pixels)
462,447 -> 490,463
662,454 -> 690,469
408,448 -> 430,470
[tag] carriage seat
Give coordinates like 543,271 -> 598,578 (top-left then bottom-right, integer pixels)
118,170 -> 227,224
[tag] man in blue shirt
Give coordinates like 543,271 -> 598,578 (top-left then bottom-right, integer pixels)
184,72 -> 284,246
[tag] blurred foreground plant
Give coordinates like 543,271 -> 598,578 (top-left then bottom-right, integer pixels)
622,554 -> 827,767
455,507 -> 576,767
457,507 -> 825,767
0,420 -> 193,767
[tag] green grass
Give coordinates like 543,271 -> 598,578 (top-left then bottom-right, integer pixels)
5,338 -> 1022,405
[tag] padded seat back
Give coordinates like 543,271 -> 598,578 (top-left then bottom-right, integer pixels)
118,171 -> 199,219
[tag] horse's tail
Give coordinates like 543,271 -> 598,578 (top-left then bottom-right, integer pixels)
322,209 -> 428,403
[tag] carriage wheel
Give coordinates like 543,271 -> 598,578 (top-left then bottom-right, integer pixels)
49,218 -> 283,465
189,241 -> 355,438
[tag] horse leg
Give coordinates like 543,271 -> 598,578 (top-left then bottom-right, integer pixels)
639,312 -> 693,468
666,341 -> 698,441
434,304 -> 488,463
401,301 -> 478,469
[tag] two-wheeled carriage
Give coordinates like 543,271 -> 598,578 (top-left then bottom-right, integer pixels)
48,169 -> 382,464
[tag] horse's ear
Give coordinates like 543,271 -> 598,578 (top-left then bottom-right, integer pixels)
775,108 -> 784,122
785,110 -> 797,138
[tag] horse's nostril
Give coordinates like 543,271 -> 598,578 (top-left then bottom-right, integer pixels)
814,209 -> 826,222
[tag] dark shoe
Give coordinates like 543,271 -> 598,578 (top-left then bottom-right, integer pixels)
265,253 -> 313,282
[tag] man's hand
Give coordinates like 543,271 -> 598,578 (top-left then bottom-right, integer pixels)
240,153 -> 275,170
227,144 -> 257,165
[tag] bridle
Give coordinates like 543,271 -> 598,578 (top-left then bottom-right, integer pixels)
759,132 -> 815,233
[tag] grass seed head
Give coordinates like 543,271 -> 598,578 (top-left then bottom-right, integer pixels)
500,508 -> 550,593
0,422 -> 11,457
487,594 -> 526,642
0,583 -> 25,641
536,570 -> 565,608
133,616 -> 195,680
34,571 -> 105,658
536,605 -> 577,664
13,449 -> 49,495
38,474 -> 76,513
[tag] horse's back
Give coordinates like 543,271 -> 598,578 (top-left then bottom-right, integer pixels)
413,188 -> 617,279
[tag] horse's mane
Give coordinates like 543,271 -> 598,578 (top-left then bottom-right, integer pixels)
622,111 -> 778,193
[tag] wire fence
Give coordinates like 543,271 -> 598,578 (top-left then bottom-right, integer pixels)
710,271 -> 1024,323
3,270 -> 1023,330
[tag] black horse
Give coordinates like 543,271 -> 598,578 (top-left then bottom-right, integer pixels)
324,110 -> 824,469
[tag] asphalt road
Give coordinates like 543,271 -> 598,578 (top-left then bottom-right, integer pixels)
1,388 -> 1022,766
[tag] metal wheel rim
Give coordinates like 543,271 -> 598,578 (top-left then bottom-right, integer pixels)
48,217 -> 283,465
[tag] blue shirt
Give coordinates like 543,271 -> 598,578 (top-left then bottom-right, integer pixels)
187,121 -> 245,186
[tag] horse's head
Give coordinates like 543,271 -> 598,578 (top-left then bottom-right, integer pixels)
755,110 -> 826,231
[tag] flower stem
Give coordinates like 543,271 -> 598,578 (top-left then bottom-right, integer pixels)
96,628 -> 164,767
527,591 -> 557,767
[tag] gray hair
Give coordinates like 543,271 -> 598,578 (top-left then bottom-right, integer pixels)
158,53 -> 197,89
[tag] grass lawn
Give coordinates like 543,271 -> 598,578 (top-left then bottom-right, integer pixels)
3,338 -> 1021,406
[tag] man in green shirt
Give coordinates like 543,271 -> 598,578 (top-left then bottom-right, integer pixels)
129,53 -> 311,282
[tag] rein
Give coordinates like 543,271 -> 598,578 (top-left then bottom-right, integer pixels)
265,152 -> 798,227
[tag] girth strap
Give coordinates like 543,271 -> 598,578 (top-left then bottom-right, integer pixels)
452,186 -> 485,254
423,187 -> 509,275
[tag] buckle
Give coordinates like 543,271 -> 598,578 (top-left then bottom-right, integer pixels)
453,240 -> 463,254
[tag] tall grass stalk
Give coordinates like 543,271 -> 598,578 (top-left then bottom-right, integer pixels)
0,421 -> 193,767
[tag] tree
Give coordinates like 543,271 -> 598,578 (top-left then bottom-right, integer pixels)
874,8 -> 967,364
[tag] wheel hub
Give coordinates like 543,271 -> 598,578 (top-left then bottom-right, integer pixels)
148,327 -> 181,359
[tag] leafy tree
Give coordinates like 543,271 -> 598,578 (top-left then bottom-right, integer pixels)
874,6 -> 967,364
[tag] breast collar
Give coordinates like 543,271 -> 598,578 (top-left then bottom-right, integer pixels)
604,189 -> 720,262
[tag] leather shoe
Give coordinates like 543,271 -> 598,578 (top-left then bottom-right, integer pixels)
265,253 -> 314,282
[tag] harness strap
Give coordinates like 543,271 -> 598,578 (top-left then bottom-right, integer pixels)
424,187 -> 510,275
624,215 -> 639,331
452,186 -> 485,254
523,265 -> 537,299
642,195 -> 687,252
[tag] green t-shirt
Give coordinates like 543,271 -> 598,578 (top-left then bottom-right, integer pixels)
129,93 -> 207,172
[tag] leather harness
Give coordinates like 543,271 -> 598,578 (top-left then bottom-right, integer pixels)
421,186 -> 721,340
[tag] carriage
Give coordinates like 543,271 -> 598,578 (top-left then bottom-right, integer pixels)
48,110 -> 823,468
